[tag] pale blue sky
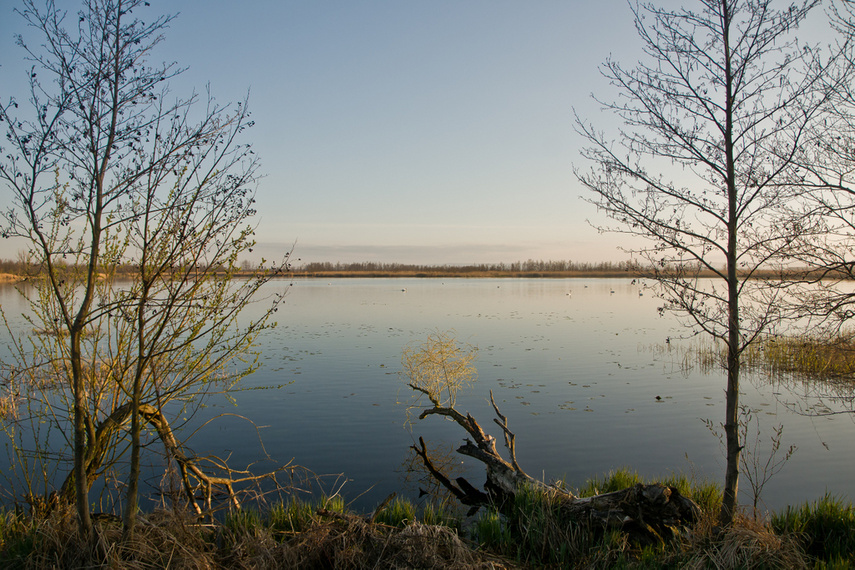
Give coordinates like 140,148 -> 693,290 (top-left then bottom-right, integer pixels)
0,1 -> 832,265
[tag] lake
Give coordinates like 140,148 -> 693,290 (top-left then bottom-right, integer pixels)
1,278 -> 853,514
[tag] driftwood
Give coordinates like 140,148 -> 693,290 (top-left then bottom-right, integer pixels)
411,386 -> 700,544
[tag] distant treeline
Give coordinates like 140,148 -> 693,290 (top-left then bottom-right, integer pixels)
0,258 -> 644,280
291,260 -> 846,280
0,258 -> 268,278
1,258 -> 838,280
297,259 -> 639,273
292,259 -> 644,277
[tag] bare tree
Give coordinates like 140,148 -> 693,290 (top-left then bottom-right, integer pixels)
0,0 -> 289,535
768,2 -> 855,339
575,0 -> 829,526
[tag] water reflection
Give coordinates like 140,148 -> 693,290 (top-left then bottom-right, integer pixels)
0,278 -> 853,514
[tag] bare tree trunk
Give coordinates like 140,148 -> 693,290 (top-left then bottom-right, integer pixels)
124,280 -> 152,536
70,336 -> 93,536
123,384 -> 141,536
720,0 -> 742,527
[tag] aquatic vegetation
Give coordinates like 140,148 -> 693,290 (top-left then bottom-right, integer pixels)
750,335 -> 855,381
656,333 -> 855,383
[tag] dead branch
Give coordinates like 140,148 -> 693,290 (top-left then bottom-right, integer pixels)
411,389 -> 700,544
54,403 -> 293,518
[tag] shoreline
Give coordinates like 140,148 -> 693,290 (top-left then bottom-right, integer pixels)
1,268 -> 844,281
288,270 -> 645,279
286,268 -> 814,279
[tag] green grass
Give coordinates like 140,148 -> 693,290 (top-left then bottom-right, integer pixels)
371,496 -> 462,530
505,482 -> 583,566
0,510 -> 37,565
267,495 -> 346,535
466,469 -> 725,568
771,494 -> 855,565
2,479 -> 853,569
224,508 -> 262,534
578,467 -> 643,496
419,499 -> 461,530
659,472 -> 723,515
472,508 -> 512,550
372,497 -> 417,527
578,467 -> 722,514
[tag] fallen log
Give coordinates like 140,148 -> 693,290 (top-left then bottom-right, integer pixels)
410,387 -> 700,545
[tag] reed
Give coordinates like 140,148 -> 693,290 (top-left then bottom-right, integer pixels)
749,335 -> 855,380
653,333 -> 855,382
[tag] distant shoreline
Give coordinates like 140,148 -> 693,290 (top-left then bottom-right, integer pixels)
0,264 -> 840,281
289,270 -> 646,278
287,268 -> 806,279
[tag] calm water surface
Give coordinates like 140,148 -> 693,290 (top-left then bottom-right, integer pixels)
2,278 -> 853,513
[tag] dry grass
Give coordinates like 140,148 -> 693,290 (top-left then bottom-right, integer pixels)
2,507 -> 516,570
14,510 -> 217,569
0,506 -> 826,570
277,515 -> 511,569
6,480 -> 849,569
681,514 -> 808,569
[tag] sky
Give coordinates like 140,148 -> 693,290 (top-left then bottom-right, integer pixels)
0,1 -> 833,266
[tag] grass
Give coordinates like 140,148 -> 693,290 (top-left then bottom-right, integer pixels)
0,511 -> 36,562
669,333 -> 855,382
266,495 -> 346,535
372,497 -> 417,527
1,475 -> 854,568
576,467 -> 722,514
771,494 -> 855,565
421,498 -> 462,530
469,468 -> 836,569
750,335 -> 855,380
468,469 -> 725,568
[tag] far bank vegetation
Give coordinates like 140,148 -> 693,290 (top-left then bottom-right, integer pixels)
1,257 -> 847,280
